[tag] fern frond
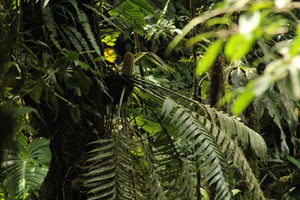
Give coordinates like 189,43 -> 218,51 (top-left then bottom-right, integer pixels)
135,113 -> 195,199
83,4 -> 133,44
84,130 -> 146,200
70,1 -> 101,56
162,97 -> 266,199
67,26 -> 95,62
214,127 -> 264,199
62,26 -> 82,53
162,98 -> 234,200
170,159 -> 195,200
143,146 -> 167,200
42,7 -> 63,52
204,104 -> 267,159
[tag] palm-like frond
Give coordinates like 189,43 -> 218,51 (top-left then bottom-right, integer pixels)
84,122 -> 147,200
161,97 -> 266,199
135,113 -> 195,199
134,52 -> 173,76
161,98 -> 234,200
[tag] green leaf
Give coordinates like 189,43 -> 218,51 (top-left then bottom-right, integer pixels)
1,137 -> 51,200
74,68 -> 92,95
122,0 -> 146,31
74,60 -> 90,71
101,30 -> 121,46
135,117 -> 162,135
28,84 -> 43,104
232,189 -> 241,196
53,56 -> 69,70
264,93 -> 289,155
287,155 -> 300,170
13,107 -> 38,116
201,80 -> 209,99
66,50 -> 79,60
127,0 -> 154,15
201,187 -> 210,200
289,26 -> 300,57
225,34 -> 255,61
50,92 -> 59,121
64,72 -> 78,89
13,105 -> 46,125
196,39 -> 223,77
232,82 -> 255,116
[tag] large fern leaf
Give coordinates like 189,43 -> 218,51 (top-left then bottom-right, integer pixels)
162,98 -> 234,200
84,124 -> 147,200
134,110 -> 195,199
161,97 -> 266,199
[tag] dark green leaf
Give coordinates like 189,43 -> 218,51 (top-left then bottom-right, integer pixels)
74,68 -> 92,95
28,84 -> 43,104
49,92 -> 59,121
66,50 -> 79,60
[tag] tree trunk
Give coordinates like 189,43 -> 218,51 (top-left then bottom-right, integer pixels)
21,1 -> 106,199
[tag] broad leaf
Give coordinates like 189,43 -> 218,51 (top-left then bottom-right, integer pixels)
1,137 -> 51,200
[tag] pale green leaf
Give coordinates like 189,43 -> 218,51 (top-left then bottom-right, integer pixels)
196,39 -> 223,77
225,34 -> 255,61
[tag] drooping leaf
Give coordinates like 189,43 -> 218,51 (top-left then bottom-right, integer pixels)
160,97 -> 266,199
84,126 -> 148,200
74,68 -> 92,95
127,0 -> 154,16
122,0 -> 146,31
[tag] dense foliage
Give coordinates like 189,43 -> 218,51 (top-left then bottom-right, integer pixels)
0,0 -> 300,199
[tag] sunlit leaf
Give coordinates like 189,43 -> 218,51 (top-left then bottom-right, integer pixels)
239,11 -> 261,34
104,48 -> 117,63
196,39 -> 223,77
232,88 -> 255,116
225,34 -> 255,61
102,31 -> 121,46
